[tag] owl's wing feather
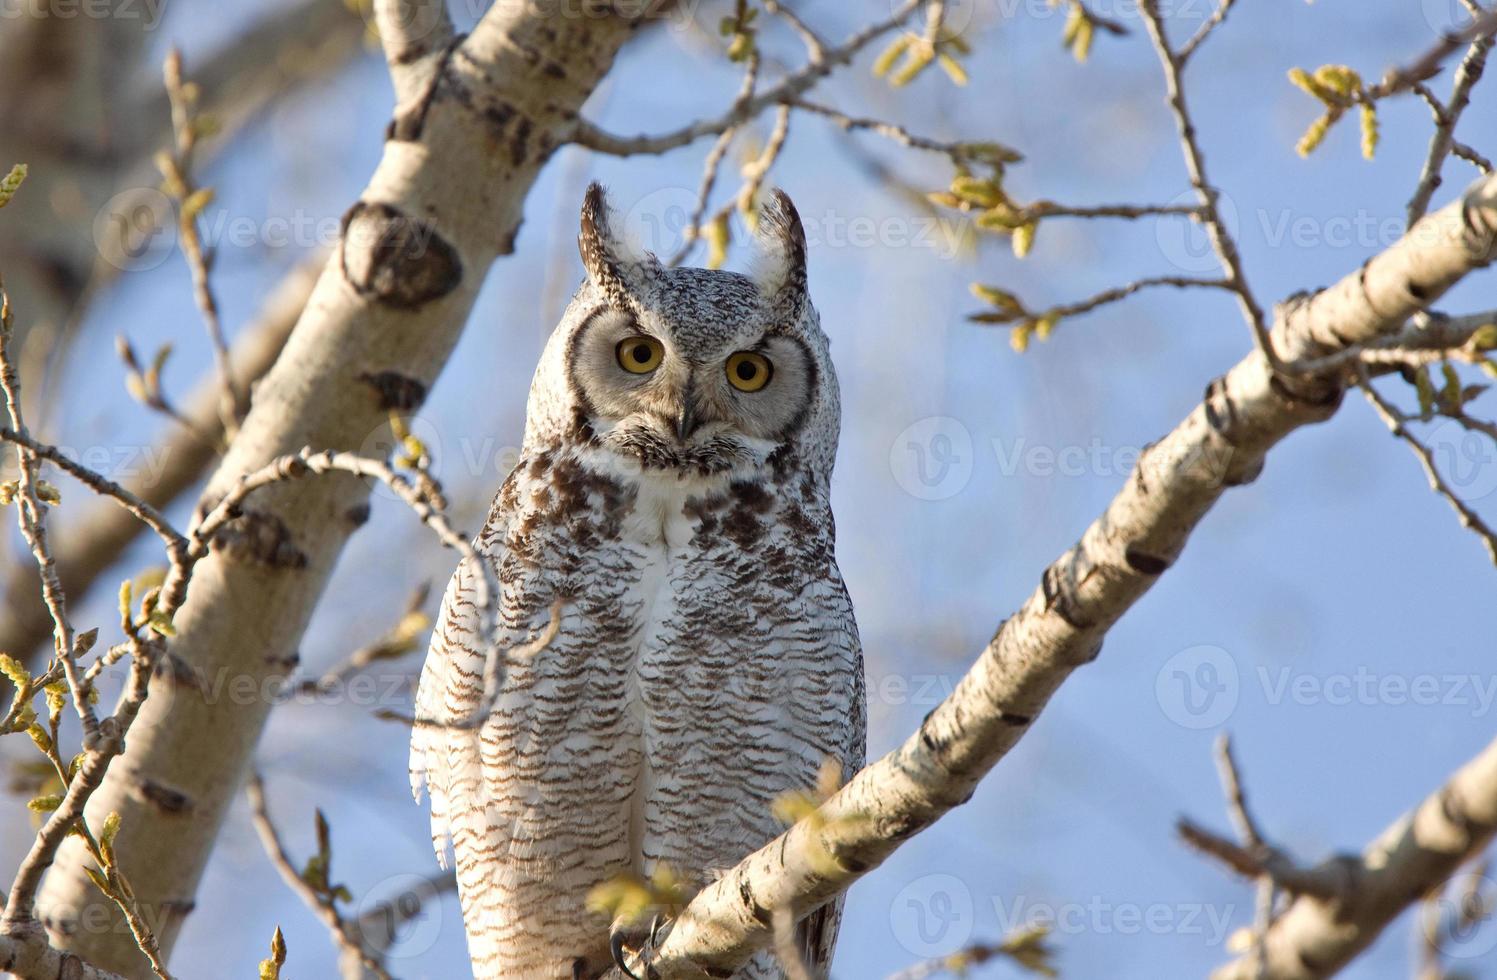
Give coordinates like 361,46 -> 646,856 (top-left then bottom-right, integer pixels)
409,552 -> 491,869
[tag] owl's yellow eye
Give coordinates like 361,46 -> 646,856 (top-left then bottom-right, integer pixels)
616,336 -> 664,374
725,351 -> 773,392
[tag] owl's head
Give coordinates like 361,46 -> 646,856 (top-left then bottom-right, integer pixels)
527,183 -> 838,482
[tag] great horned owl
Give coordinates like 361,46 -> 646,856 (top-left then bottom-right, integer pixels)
410,184 -> 866,980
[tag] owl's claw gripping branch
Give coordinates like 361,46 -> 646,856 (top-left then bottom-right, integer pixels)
609,929 -> 640,980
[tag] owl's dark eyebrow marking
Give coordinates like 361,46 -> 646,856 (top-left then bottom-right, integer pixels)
564,306 -> 612,422
565,305 -> 630,366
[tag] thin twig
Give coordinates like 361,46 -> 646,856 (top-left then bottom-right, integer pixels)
1376,8 -> 1497,100
1453,140 -> 1493,173
1358,366 -> 1497,565
1176,818 -> 1346,901
1407,30 -> 1493,225
1283,309 -> 1497,377
571,0 -> 924,156
245,773 -> 394,980
0,275 -> 94,744
787,98 -> 1023,168
163,49 -> 243,439
1214,735 -> 1265,849
1213,735 -> 1273,976
291,583 -> 430,698
0,425 -> 187,554
1177,0 -> 1237,64
764,0 -> 827,62
664,50 -> 762,267
1138,0 -> 1278,370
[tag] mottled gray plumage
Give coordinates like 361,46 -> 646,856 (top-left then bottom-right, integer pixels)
411,185 -> 865,979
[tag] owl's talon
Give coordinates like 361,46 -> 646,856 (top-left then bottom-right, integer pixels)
642,916 -> 665,980
647,913 -> 666,946
610,929 -> 641,980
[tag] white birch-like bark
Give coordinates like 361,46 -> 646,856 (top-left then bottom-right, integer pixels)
0,933 -> 128,980
610,175 -> 1497,979
1213,735 -> 1497,979
33,5 -> 643,976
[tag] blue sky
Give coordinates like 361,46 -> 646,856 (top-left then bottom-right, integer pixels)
4,0 -> 1495,977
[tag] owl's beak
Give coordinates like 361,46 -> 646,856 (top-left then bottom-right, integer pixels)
673,400 -> 700,442
672,383 -> 703,441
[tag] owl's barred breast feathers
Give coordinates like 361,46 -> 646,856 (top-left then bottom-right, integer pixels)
411,185 -> 865,980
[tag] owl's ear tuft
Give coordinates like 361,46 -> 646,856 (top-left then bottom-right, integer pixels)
578,182 -> 659,311
752,189 -> 809,324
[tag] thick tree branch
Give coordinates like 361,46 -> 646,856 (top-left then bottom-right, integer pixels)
607,174 -> 1497,980
34,5 -> 645,975
1214,735 -> 1497,979
374,0 -> 457,107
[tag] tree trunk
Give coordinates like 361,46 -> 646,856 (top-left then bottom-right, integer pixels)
34,5 -> 642,975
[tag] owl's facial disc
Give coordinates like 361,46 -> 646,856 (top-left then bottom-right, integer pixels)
566,308 -> 815,475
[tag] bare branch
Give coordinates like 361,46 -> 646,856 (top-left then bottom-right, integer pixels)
245,773 -> 394,980
0,272 -> 95,744
1214,734 -> 1266,849
1177,0 -> 1238,64
162,49 -> 244,439
0,423 -> 187,555
1177,818 -> 1347,902
1139,0 -> 1276,369
571,0 -> 923,156
291,582 -> 430,699
340,870 -> 457,980
1377,8 -> 1497,100
1284,308 -> 1497,377
1214,735 -> 1497,979
1358,367 -> 1497,564
1407,30 -> 1493,225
